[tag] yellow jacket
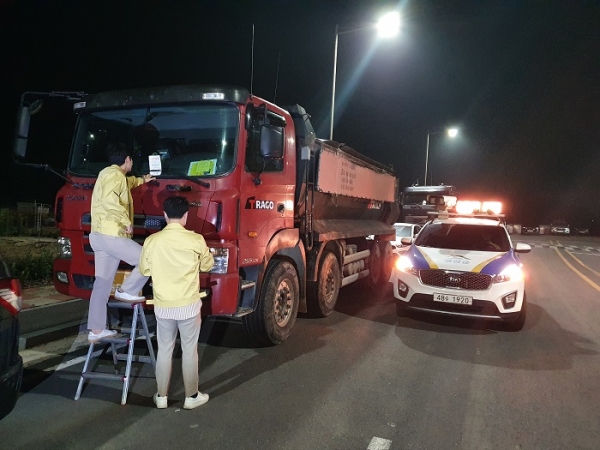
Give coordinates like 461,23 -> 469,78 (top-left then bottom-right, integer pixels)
139,223 -> 214,308
91,165 -> 143,237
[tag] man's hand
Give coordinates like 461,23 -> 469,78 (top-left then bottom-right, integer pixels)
143,174 -> 156,183
125,225 -> 134,235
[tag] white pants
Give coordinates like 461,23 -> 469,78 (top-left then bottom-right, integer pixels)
87,232 -> 148,331
156,314 -> 202,398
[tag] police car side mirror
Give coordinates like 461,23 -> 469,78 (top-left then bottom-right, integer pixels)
514,242 -> 532,253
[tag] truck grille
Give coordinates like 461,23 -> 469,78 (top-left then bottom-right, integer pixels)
419,269 -> 492,290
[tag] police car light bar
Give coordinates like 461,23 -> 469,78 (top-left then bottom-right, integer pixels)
455,200 -> 502,215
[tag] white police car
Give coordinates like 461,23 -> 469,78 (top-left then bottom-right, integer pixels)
390,214 -> 531,331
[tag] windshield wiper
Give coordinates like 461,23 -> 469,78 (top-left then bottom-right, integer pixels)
170,172 -> 210,188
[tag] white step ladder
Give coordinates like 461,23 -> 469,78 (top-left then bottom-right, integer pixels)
74,300 -> 156,405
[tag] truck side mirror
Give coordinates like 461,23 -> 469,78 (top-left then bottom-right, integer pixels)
260,124 -> 284,159
13,99 -> 43,161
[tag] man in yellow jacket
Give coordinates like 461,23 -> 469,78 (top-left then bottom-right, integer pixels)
140,196 -> 214,410
87,143 -> 155,342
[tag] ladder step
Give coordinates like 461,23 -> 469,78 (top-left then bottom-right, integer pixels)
114,354 -> 154,363
81,372 -> 126,381
107,300 -> 147,310
95,335 -> 130,344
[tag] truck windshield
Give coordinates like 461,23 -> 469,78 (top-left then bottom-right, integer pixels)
69,104 -> 239,178
403,193 -> 428,205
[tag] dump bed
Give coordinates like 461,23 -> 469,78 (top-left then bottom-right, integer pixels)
309,140 -> 398,240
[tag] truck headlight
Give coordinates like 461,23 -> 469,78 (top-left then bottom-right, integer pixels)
57,236 -> 72,259
209,248 -> 229,274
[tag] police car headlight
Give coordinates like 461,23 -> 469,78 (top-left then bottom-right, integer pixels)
209,248 -> 229,274
494,264 -> 523,283
57,236 -> 72,259
395,255 -> 418,276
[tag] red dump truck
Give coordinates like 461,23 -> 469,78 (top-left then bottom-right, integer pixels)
14,85 -> 399,344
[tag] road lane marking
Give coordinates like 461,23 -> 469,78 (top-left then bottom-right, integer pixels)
566,250 -> 600,277
367,437 -> 392,450
555,248 -> 600,293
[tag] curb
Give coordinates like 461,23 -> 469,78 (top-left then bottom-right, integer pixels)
19,298 -> 89,351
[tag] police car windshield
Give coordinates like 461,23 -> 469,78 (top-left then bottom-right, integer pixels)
414,223 -> 510,252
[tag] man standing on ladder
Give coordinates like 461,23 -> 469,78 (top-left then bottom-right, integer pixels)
87,142 -> 155,342
140,196 -> 214,410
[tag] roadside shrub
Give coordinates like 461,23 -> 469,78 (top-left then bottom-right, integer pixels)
8,251 -> 55,288
0,209 -> 19,236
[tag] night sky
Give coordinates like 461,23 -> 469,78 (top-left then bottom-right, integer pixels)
1,1 -> 599,230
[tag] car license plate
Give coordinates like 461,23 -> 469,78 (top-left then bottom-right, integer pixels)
433,293 -> 473,305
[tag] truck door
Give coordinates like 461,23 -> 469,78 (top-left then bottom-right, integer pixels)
238,106 -> 295,267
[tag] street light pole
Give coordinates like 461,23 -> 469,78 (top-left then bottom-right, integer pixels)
330,24 -> 340,142
329,12 -> 400,141
424,132 -> 431,186
424,128 -> 458,186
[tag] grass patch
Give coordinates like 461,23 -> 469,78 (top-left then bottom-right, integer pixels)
0,237 -> 57,288
7,251 -> 55,288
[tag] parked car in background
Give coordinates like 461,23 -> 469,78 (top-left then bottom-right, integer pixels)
391,223 -> 422,253
0,252 -> 23,421
390,213 -> 531,331
521,225 -> 540,235
573,226 -> 590,235
550,221 -> 570,235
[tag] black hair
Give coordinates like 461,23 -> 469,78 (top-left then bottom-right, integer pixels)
163,196 -> 189,219
106,142 -> 132,165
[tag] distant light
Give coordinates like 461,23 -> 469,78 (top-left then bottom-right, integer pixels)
447,128 -> 459,138
377,11 -> 401,38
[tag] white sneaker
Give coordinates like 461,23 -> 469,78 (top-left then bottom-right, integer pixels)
114,290 -> 145,302
183,392 -> 209,410
153,393 -> 168,409
88,329 -> 117,343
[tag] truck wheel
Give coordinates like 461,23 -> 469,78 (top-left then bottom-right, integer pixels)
242,260 -> 299,345
379,241 -> 394,285
366,241 -> 382,288
307,251 -> 341,317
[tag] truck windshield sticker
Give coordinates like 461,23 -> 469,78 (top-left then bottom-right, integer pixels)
188,159 -> 217,176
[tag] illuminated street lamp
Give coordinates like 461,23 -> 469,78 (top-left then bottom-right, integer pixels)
330,11 -> 400,140
424,128 -> 459,186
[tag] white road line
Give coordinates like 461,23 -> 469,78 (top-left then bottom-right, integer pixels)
367,437 -> 392,450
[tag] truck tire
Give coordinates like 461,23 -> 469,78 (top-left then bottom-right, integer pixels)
379,241 -> 394,285
366,241 -> 382,288
242,260 -> 299,345
307,251 -> 341,317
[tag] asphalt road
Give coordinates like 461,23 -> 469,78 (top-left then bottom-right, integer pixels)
2,235 -> 600,449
